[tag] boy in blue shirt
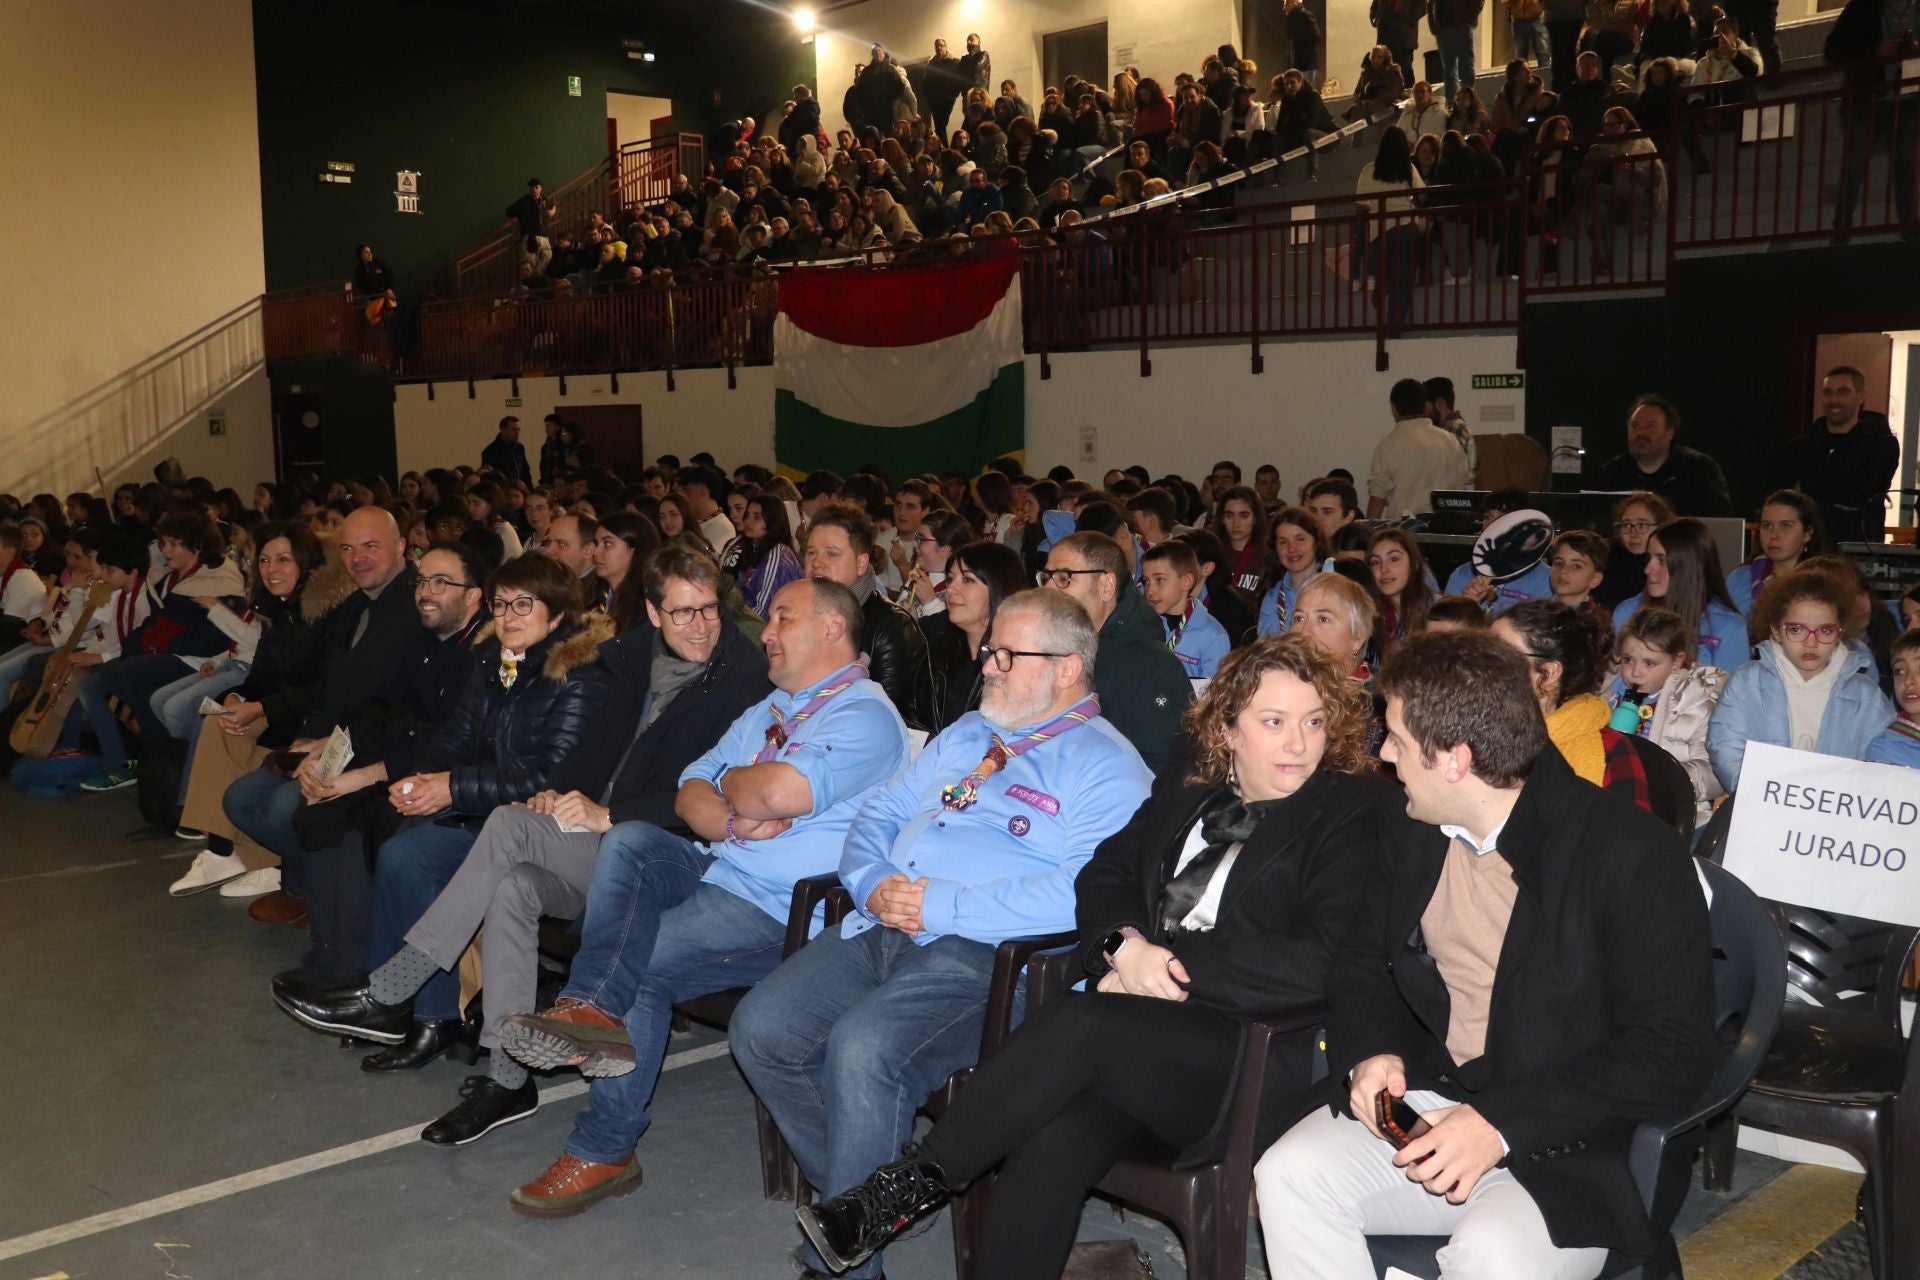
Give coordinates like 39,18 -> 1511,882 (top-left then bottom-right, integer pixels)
1865,631 -> 1920,768
1141,541 -> 1231,678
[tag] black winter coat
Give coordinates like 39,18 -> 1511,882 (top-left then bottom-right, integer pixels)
1092,586 -> 1192,773
1076,768 -> 1393,1167
862,589 -> 934,729
228,561 -> 356,748
415,616 -> 609,818
301,564 -> 431,739
544,616 -> 770,833
1323,748 -> 1716,1263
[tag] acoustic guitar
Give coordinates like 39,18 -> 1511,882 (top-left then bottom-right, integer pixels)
11,578 -> 115,759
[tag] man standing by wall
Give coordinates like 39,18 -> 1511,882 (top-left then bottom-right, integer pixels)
483,416 -> 532,486
1781,365 -> 1901,543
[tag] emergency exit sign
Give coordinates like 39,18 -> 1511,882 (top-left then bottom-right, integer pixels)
1471,373 -> 1525,390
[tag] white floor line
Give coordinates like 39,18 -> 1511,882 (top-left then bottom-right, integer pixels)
0,850 -> 196,886
0,1038 -> 733,1263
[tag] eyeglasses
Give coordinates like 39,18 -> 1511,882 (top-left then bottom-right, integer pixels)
415,574 -> 474,595
979,644 -> 1071,672
664,601 -> 724,626
490,595 -> 541,616
1035,567 -> 1109,588
1615,519 -> 1658,534
1781,621 -> 1842,643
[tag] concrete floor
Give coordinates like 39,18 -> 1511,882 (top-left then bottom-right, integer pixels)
0,787 -> 1868,1280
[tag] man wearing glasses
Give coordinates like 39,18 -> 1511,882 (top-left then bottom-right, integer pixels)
732,588 -> 1152,1280
494,578 -> 908,1219
1040,531 -> 1193,772
1591,394 -> 1732,517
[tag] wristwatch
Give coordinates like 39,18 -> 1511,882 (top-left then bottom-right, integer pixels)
1099,926 -> 1144,965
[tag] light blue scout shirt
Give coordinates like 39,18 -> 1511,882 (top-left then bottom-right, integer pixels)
1257,569 -> 1320,637
1612,593 -> 1750,668
1161,600 -> 1231,678
1443,558 -> 1551,615
839,707 -> 1153,947
681,669 -> 909,922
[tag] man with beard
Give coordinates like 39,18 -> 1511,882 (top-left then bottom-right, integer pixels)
730,587 -> 1152,1280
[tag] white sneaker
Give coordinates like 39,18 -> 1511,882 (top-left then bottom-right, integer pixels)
219,867 -> 282,898
169,849 -> 249,897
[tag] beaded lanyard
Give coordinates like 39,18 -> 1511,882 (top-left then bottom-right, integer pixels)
939,695 -> 1101,811
753,660 -> 869,763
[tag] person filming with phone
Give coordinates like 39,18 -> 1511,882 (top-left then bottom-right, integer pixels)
1255,630 -> 1716,1279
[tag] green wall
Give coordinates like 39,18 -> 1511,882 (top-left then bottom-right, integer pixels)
253,0 -> 813,292
1524,240 -> 1920,517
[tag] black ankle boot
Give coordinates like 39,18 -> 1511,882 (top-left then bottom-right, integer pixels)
796,1149 -> 951,1273
360,1018 -> 478,1072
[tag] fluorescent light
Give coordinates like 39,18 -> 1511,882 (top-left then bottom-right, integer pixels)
642,50 -> 656,61
792,6 -> 817,33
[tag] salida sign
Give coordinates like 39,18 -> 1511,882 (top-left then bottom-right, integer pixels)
1723,742 -> 1920,926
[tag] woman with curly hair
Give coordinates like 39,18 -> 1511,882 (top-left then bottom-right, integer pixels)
798,633 -> 1395,1280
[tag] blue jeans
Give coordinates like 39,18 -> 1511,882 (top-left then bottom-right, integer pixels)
79,653 -> 191,757
566,882 -> 788,1165
1435,25 -> 1476,102
1353,225 -> 1422,331
0,642 -> 51,697
1512,16 -> 1550,66
731,927 -> 1012,1280
559,821 -> 715,1014
369,821 -> 480,1021
152,662 -> 249,741
222,768 -> 306,894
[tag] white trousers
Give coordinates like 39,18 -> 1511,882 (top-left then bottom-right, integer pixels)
1254,1101 -> 1610,1280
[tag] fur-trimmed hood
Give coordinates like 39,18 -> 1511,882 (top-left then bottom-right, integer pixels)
300,557 -> 359,623
471,611 -> 615,682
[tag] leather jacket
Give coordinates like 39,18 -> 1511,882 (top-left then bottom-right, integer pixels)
862,590 -> 934,730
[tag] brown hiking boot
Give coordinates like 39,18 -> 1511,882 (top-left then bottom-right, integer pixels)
508,1151 -> 642,1219
496,997 -> 637,1076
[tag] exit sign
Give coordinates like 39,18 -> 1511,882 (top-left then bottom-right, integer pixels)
567,75 -> 582,97
1471,373 -> 1525,390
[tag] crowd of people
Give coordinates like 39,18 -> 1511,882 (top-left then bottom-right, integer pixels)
0,356 -> 1913,1278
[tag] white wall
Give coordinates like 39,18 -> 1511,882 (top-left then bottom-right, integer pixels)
392,332 -> 1528,483
0,0 -> 266,496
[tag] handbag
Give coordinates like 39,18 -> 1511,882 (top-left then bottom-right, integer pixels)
1063,1241 -> 1156,1279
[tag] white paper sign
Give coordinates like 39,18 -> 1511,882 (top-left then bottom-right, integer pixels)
1721,742 -> 1920,926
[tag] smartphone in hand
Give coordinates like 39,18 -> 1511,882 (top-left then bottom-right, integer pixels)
1376,1089 -> 1432,1149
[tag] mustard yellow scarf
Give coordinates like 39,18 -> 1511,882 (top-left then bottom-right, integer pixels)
1546,693 -> 1611,785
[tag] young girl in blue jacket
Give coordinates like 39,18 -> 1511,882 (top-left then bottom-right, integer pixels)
1707,567 -> 1895,792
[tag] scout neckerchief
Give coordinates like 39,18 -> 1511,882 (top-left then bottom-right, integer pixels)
754,660 -> 868,763
500,648 -> 526,689
1165,600 -> 1195,652
1890,710 -> 1920,744
940,695 -> 1101,812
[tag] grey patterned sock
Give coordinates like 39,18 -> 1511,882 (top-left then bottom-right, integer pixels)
367,944 -> 437,1007
489,1051 -> 529,1091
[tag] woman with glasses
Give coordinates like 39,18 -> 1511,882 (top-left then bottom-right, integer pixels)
274,552 -> 609,1074
925,540 -> 1028,732
730,495 -> 803,622
797,634 -> 1393,1279
1708,567 -> 1894,792
902,510 -> 974,619
1610,517 -> 1746,669
1594,490 -> 1673,608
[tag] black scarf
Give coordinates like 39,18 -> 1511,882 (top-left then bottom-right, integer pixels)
1156,787 -> 1285,935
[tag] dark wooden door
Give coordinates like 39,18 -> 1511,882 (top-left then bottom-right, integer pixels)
555,403 -> 644,477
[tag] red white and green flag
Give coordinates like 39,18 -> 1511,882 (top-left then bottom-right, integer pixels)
774,253 -> 1025,479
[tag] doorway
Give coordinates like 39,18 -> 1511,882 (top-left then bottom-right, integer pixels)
607,92 -> 675,148
1043,23 -> 1109,94
1801,328 -> 1918,542
553,403 -> 644,477
1243,0 -> 1330,86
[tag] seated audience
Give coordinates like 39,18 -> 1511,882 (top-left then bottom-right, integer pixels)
272,554 -> 605,1070
1609,606 -> 1727,828
1612,517 -> 1747,669
0,522 -> 50,631
0,527 -> 112,695
1255,630 -> 1715,1280
1141,540 -> 1230,679
1041,531 -> 1192,771
804,503 -> 934,727
1256,505 -> 1328,637
1727,489 -> 1827,617
488,579 -> 905,1217
1492,600 -> 1652,807
1708,567 -> 1895,791
737,587 -> 1153,1280
592,512 -> 659,630
730,493 -> 804,621
1368,527 -> 1435,658
798,634 -> 1390,1277
1592,395 -> 1732,517
1596,490 -> 1674,609
1547,529 -> 1610,611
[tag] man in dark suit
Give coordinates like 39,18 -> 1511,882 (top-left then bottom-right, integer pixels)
1255,631 -> 1716,1279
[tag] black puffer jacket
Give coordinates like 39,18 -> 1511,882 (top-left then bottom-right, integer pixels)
228,560 -> 356,748
862,589 -> 934,729
415,615 -> 611,818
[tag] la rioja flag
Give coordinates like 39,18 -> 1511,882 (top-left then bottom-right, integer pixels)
773,253 -> 1025,479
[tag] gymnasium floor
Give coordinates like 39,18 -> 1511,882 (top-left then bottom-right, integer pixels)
0,789 -> 1873,1280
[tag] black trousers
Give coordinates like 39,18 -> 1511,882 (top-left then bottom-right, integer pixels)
298,830 -> 374,981
1547,19 -> 1583,91
920,993 -> 1242,1280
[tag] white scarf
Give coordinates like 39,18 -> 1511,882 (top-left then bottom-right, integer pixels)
1771,639 -> 1845,751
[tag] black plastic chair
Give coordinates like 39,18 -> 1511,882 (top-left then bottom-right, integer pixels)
1369,858 -> 1786,1280
1698,899 -> 1920,1280
1694,792 -> 1736,864
1624,733 -> 1697,843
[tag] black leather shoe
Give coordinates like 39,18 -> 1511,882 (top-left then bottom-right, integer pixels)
420,1075 -> 538,1146
271,968 -> 368,1004
273,981 -> 410,1044
360,1017 -> 478,1072
797,1150 -> 950,1273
